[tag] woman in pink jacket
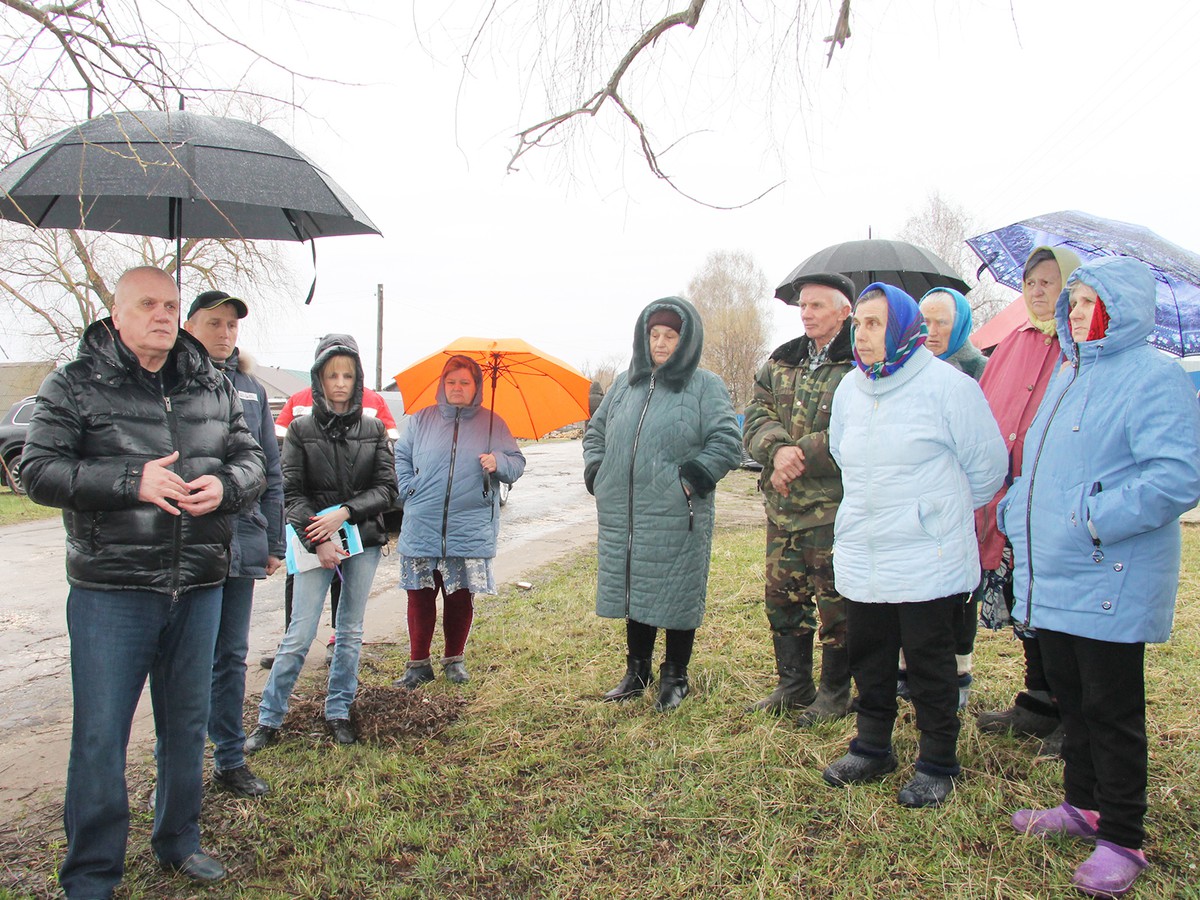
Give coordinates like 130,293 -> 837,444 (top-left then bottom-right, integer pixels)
973,245 -> 1080,752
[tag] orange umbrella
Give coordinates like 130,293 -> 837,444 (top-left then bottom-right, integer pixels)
394,337 -> 592,441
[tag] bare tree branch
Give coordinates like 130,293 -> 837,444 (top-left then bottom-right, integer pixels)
492,0 -> 847,207
1,0 -> 178,113
506,1 -> 707,173
823,0 -> 852,66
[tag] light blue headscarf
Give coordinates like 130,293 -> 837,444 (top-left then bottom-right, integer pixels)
919,287 -> 973,360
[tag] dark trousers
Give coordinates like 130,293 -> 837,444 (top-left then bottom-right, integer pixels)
848,595 -> 962,772
952,592 -> 979,658
1020,631 -> 1052,693
1002,571 -> 1053,694
626,619 -> 695,668
207,577 -> 256,771
1037,629 -> 1147,849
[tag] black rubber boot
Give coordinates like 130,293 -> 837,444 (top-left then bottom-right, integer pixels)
822,740 -> 898,787
897,771 -> 955,808
602,655 -> 653,702
795,644 -> 853,728
654,661 -> 690,712
747,632 -> 816,714
976,691 -> 1060,737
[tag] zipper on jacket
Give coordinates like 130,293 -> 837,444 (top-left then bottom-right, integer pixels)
624,374 -> 656,619
1020,355 -> 1078,627
864,389 -> 878,598
678,470 -> 694,533
164,388 -> 183,601
441,411 -> 462,558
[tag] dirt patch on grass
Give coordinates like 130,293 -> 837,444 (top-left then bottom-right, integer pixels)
286,683 -> 467,746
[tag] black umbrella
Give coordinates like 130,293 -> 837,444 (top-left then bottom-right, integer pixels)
0,109 -> 380,296
775,238 -> 969,304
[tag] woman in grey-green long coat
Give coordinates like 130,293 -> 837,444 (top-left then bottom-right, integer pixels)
583,296 -> 742,711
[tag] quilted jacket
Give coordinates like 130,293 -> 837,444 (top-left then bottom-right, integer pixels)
583,297 -> 742,630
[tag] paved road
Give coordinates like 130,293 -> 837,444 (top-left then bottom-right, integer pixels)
0,439 -> 594,816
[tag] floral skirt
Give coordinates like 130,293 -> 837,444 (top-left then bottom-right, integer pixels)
398,555 -> 495,595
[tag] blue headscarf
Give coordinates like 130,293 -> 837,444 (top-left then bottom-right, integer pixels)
852,282 -> 927,379
919,287 -> 972,360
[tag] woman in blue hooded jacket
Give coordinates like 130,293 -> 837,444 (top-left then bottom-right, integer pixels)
1002,257 -> 1200,898
394,355 -> 526,687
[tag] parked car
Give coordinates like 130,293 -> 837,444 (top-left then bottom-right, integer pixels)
0,396 -> 36,495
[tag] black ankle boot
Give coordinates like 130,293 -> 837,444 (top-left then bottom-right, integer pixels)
654,661 -> 690,712
603,655 -> 653,701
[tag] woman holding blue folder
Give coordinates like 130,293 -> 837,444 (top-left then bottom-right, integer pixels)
246,334 -> 396,751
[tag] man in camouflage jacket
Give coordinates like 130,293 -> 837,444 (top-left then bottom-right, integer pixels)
743,273 -> 855,724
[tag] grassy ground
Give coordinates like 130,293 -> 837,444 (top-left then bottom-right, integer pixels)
0,493 -> 57,527
3,516 -> 1200,898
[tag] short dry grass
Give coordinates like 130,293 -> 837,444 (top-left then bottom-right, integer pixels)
3,521 -> 1200,899
0,493 -> 57,527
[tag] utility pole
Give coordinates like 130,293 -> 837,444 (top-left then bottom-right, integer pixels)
375,284 -> 384,391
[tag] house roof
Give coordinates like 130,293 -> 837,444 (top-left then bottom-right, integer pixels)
0,361 -> 55,411
252,365 -> 310,401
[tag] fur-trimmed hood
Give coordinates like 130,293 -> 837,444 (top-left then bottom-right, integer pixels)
628,296 -> 704,392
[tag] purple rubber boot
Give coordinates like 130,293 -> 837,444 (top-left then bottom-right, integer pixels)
1071,840 -> 1148,898
1011,802 -> 1098,840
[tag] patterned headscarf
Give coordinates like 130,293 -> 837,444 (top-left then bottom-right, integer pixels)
852,282 -> 927,379
1023,246 -> 1082,337
919,287 -> 973,361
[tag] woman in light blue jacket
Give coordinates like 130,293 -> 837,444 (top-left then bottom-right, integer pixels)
822,283 -> 1005,809
394,356 -> 526,687
1002,257 -> 1200,898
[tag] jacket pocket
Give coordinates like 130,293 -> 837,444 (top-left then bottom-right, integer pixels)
677,469 -> 695,532
1065,482 -> 1096,552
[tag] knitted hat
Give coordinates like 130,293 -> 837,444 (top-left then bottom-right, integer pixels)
647,309 -> 683,333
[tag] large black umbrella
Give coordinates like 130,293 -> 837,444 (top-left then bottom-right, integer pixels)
775,238 -> 969,304
0,109 -> 380,294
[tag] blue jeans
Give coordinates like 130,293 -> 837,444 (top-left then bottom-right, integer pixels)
59,586 -> 222,900
258,546 -> 380,727
208,576 -> 256,771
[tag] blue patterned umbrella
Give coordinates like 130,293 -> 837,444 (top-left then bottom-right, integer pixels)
966,210 -> 1200,356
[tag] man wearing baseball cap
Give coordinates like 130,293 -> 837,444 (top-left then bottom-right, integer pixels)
185,290 -> 284,798
743,272 -> 857,725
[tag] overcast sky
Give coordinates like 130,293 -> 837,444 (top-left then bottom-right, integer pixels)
19,1 -> 1200,384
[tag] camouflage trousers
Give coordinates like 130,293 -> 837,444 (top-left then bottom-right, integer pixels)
764,520 -> 846,647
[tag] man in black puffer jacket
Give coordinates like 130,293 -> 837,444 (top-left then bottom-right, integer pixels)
22,266 -> 266,900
